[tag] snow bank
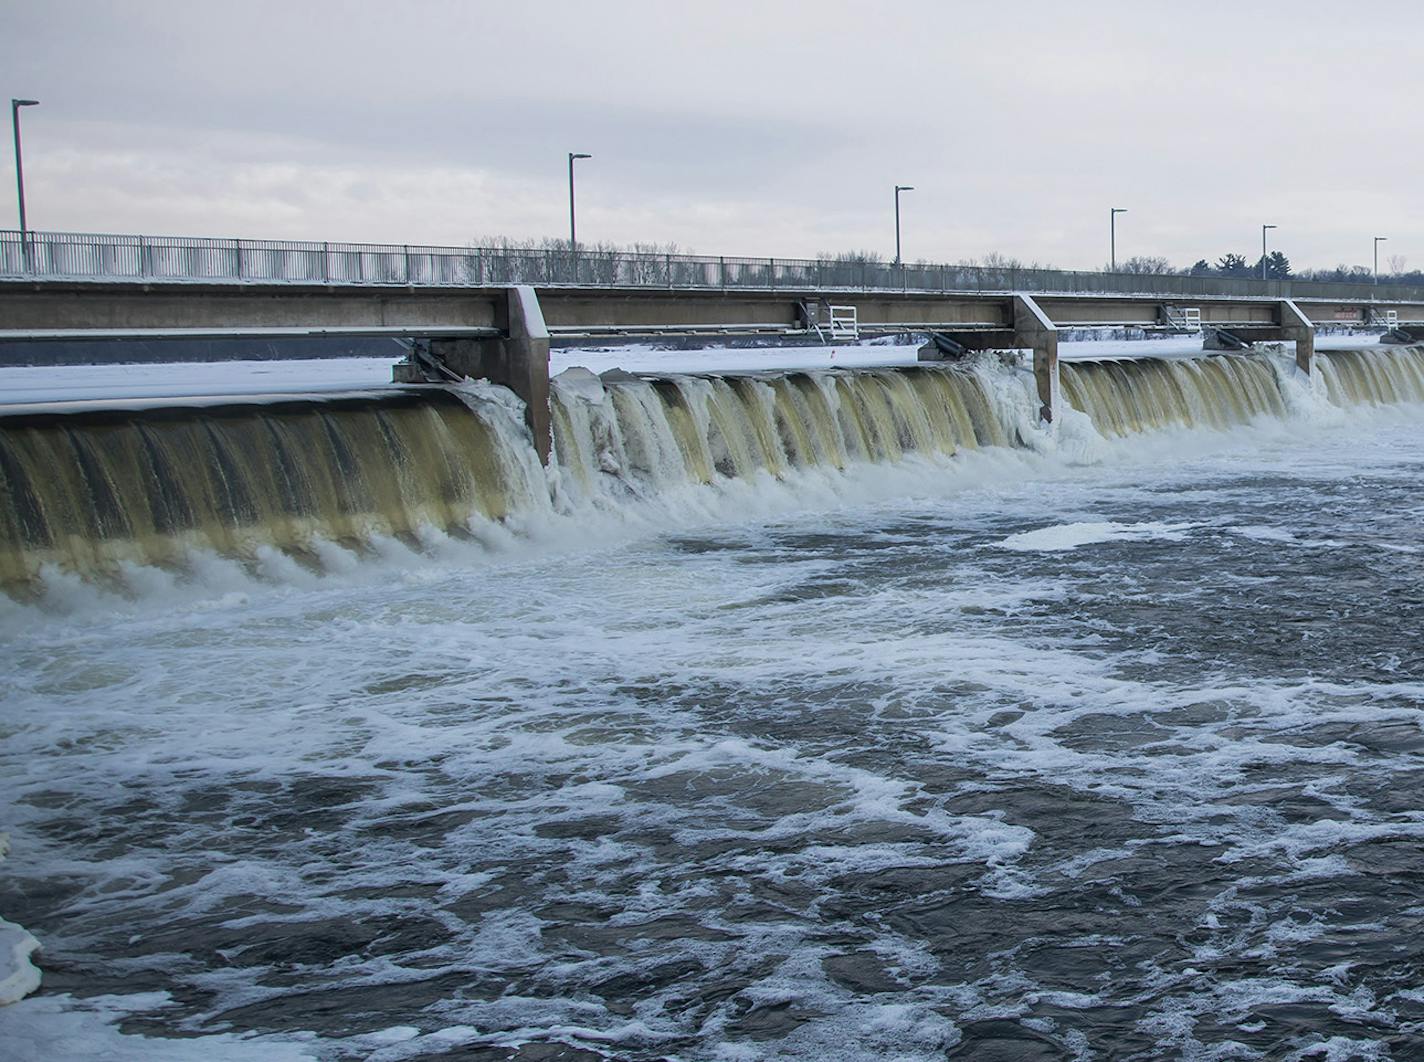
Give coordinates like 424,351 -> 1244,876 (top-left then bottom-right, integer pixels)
0,334 -> 1391,409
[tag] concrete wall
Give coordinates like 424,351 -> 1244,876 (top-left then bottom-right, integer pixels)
0,283 -> 502,332
1037,296 -> 1280,327
1295,300 -> 1424,325
536,291 -> 1007,330
5,280 -> 1415,338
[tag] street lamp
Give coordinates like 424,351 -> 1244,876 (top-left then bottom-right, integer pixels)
11,98 -> 38,268
568,152 -> 592,254
1110,208 -> 1127,270
894,184 -> 913,266
1374,236 -> 1388,285
1261,224 -> 1277,280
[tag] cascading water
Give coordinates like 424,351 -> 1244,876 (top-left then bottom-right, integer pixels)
4,347 -> 1424,594
0,390 -> 546,590
549,365 -> 1011,506
1317,345 -> 1424,406
1060,353 -> 1288,436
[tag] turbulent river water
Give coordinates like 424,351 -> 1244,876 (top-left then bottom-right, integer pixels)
3,347 -> 1424,1060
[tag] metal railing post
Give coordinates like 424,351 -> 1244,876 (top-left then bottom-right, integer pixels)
234,238 -> 244,279
322,242 -> 330,283
769,257 -> 775,290
139,235 -> 148,278
403,244 -> 411,284
720,255 -> 726,290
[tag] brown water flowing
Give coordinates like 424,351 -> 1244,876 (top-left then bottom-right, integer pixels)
5,349 -> 1424,593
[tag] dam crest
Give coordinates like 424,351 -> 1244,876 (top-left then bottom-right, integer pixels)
2,346 -> 1424,596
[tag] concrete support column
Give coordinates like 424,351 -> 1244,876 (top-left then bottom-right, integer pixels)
1278,299 -> 1315,374
430,286 -> 552,463
1013,294 -> 1059,424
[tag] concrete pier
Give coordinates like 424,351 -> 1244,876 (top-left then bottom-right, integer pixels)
397,286 -> 552,462
1014,295 -> 1059,424
913,293 -> 1058,424
1279,299 -> 1315,374
1202,299 -> 1316,373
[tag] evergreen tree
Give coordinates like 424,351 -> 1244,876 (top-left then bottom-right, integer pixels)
1216,253 -> 1249,277
1251,252 -> 1292,280
1188,259 -> 1214,276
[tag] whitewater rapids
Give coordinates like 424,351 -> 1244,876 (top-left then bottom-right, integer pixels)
3,343 -> 1424,1059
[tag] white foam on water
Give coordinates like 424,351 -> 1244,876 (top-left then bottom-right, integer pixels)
997,520 -> 1198,552
0,917 -> 40,1006
0,993 -> 319,1061
0,834 -> 41,1008
4,352 -> 1424,1056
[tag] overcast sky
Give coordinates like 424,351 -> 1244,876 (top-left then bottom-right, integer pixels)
2,0 -> 1420,272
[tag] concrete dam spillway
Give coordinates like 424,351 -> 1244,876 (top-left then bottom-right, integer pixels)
3,345 -> 1424,595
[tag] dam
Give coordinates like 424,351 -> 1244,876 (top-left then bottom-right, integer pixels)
5,249 -> 1424,1058
4,344 -> 1424,593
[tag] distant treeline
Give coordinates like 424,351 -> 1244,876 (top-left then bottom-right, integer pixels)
1105,252 -> 1404,283
483,237 -> 1412,285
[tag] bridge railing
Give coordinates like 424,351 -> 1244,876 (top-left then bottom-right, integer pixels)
2,229 -> 1420,304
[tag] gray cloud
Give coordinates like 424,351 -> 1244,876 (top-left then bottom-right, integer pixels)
3,0 -> 1422,269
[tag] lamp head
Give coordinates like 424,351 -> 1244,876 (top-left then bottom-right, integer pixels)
571,152 -> 592,160
13,99 -> 39,108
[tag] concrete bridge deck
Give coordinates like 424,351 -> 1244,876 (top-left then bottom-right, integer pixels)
3,278 -> 1420,341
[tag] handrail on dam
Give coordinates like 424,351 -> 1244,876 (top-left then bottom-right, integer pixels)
5,228 -> 1424,305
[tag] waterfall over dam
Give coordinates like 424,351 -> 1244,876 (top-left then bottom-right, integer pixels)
3,346 -> 1424,595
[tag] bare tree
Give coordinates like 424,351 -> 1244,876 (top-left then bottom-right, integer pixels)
814,250 -> 884,264
1389,254 -> 1408,276
1114,255 -> 1174,275
964,251 -> 1056,270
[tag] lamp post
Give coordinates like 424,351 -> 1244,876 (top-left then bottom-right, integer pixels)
1261,224 -> 1277,280
894,184 -> 913,267
568,152 -> 592,255
1110,207 -> 1127,270
11,98 -> 38,270
1374,236 -> 1388,285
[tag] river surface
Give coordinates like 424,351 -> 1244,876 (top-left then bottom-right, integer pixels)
3,399 -> 1424,1060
